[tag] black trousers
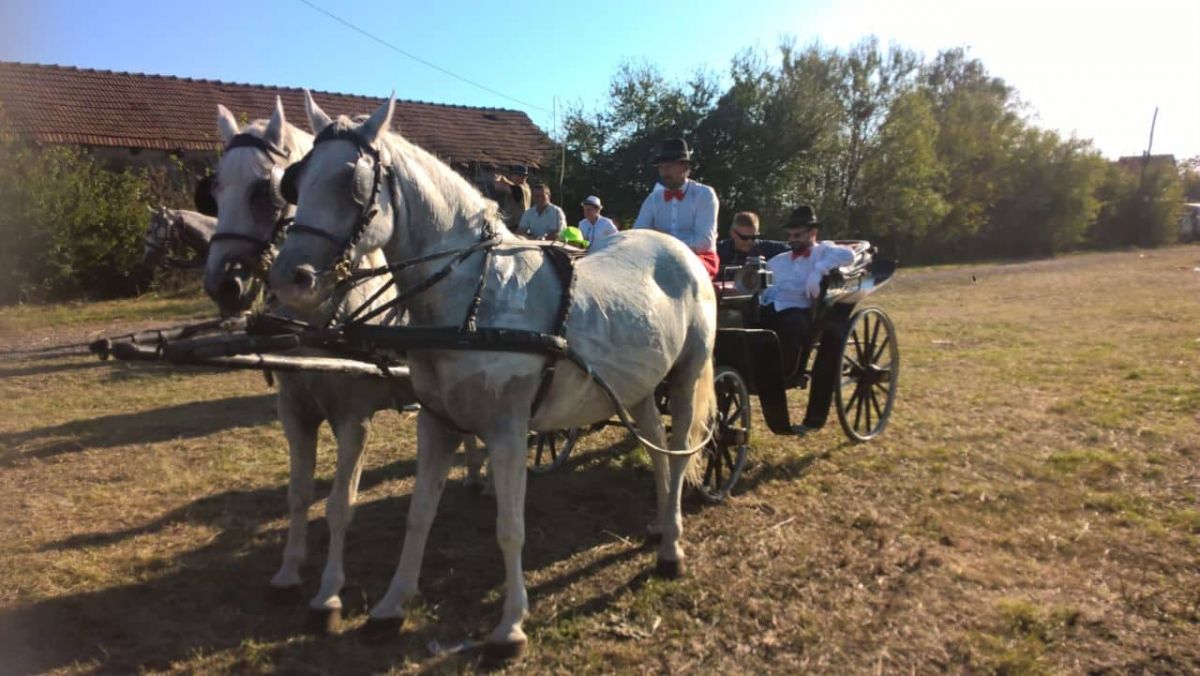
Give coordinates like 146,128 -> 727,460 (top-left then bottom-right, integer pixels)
759,304 -> 849,428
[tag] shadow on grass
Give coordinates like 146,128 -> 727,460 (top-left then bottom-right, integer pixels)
1,436 -> 662,674
0,393 -> 277,464
0,358 -> 112,379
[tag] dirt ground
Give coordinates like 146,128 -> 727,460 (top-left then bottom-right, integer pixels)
0,247 -> 1197,674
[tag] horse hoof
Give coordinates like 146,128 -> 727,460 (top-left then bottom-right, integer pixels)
481,639 -> 526,668
359,616 -> 404,644
654,557 -> 684,579
303,607 -> 341,636
268,585 -> 303,605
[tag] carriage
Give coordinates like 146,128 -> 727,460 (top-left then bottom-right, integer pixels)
526,240 -> 899,503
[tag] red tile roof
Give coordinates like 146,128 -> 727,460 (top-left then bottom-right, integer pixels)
0,61 -> 554,168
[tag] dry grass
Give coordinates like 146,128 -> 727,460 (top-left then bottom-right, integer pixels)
0,246 -> 1198,674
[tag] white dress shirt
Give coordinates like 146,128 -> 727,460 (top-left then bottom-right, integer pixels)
518,203 -> 566,238
763,241 -> 856,311
578,215 -> 619,245
631,179 -> 719,252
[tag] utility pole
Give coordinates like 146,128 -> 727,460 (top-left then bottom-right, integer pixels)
1138,107 -> 1160,247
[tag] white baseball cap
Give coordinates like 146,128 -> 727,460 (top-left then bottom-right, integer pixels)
581,195 -> 603,209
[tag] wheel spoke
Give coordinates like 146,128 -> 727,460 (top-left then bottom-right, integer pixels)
854,385 -> 865,430
871,335 -> 891,364
713,446 -> 723,487
864,385 -> 873,431
851,329 -> 866,365
869,387 -> 884,425
868,312 -> 882,355
844,383 -> 862,415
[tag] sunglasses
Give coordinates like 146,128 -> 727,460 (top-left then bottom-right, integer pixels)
732,231 -> 759,240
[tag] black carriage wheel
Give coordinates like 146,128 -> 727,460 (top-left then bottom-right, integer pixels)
697,366 -> 751,503
835,307 -> 898,442
527,428 -> 580,474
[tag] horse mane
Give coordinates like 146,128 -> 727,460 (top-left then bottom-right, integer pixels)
329,115 -> 502,231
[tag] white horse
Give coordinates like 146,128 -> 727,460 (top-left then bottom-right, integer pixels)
142,205 -> 215,269
203,98 -> 485,632
269,91 -> 716,659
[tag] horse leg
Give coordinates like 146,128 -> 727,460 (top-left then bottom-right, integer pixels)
365,411 -> 459,638
658,349 -> 714,578
482,426 -> 531,661
629,397 -> 670,541
307,413 -> 370,632
271,395 -> 320,596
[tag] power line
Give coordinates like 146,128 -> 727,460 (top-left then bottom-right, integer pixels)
295,0 -> 552,114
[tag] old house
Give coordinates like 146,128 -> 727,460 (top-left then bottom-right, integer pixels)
0,61 -> 555,192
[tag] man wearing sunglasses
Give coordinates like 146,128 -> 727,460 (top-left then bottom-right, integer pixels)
717,211 -> 788,270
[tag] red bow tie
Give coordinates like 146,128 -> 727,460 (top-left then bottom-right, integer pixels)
663,189 -> 685,202
791,249 -> 812,260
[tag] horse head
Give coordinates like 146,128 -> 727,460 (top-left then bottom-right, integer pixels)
142,205 -> 174,268
269,91 -> 400,313
202,96 -> 312,317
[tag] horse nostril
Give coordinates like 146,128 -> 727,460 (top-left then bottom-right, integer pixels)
292,267 -> 316,290
217,277 -> 244,305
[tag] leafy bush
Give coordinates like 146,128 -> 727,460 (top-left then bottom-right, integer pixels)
0,134 -> 153,303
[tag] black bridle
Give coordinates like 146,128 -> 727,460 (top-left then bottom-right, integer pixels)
285,126 -> 503,324
285,126 -> 398,282
144,213 -> 205,269
205,134 -> 296,276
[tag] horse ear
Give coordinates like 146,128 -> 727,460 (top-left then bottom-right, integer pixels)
265,95 -> 285,148
359,92 -> 395,144
217,104 -> 239,145
304,89 -> 332,135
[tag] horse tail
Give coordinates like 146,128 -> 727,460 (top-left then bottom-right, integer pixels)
683,356 -> 715,487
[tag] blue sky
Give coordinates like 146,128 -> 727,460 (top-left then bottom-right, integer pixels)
2,0 -> 1197,159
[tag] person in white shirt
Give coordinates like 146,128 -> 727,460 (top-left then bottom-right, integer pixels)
632,138 -> 720,278
518,184 -> 566,240
578,195 -> 619,247
760,205 -> 855,433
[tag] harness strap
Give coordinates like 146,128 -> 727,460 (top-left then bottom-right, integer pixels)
460,246 -> 493,333
529,244 -> 581,417
226,133 -> 290,160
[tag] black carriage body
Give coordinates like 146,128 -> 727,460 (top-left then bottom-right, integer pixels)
712,241 -> 897,436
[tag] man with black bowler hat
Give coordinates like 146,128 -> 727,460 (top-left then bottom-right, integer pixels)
632,138 -> 720,279
760,205 -> 855,433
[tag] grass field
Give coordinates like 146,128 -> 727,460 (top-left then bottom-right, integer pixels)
1,246 -> 1197,674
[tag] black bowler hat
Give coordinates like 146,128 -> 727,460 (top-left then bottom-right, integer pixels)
652,138 -> 693,164
785,205 -> 821,229
509,164 -> 529,176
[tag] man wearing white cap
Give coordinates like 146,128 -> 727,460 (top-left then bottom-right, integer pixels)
578,195 -> 619,247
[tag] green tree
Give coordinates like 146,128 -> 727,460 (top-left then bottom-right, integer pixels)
920,48 -> 1024,259
985,129 -> 1106,257
852,90 -> 948,262
1091,157 -> 1184,248
0,134 -> 150,303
